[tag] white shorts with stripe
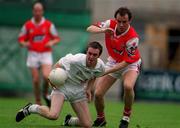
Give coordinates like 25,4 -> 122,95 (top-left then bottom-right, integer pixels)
26,51 -> 53,68
51,81 -> 87,103
105,56 -> 142,79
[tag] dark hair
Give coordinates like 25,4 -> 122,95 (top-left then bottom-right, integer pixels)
86,41 -> 103,56
114,7 -> 132,21
32,1 -> 45,10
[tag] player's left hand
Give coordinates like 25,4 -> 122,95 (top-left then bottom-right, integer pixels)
45,41 -> 54,48
86,90 -> 92,103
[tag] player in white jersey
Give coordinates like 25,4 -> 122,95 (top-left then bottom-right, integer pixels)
15,41 -> 105,128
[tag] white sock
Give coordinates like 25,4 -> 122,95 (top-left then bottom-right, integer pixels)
122,116 -> 130,122
28,104 -> 40,114
68,117 -> 79,126
46,95 -> 51,100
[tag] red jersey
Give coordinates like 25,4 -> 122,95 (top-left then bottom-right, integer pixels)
18,17 -> 60,52
96,19 -> 141,63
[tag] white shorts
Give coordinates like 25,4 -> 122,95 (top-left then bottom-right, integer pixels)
26,51 -> 53,68
51,81 -> 87,103
105,56 -> 142,79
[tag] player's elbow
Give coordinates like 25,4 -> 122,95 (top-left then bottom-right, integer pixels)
86,25 -> 95,32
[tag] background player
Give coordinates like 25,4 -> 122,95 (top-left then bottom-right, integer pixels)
87,7 -> 141,128
16,41 -> 105,128
18,1 -> 60,106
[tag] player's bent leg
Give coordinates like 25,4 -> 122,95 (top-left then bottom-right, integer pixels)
38,92 -> 64,120
71,100 -> 92,128
16,92 -> 64,122
119,70 -> 139,128
93,75 -> 116,126
95,75 -> 116,112
123,70 -> 138,108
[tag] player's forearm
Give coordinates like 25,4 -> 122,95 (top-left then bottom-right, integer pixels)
104,61 -> 129,75
19,41 -> 29,47
50,38 -> 60,46
86,25 -> 104,33
52,62 -> 61,69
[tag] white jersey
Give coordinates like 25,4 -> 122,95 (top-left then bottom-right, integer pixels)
58,53 -> 105,85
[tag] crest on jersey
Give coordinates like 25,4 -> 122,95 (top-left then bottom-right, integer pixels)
126,42 -> 137,56
99,22 -> 106,28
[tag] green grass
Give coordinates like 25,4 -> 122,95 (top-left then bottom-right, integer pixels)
0,97 -> 180,128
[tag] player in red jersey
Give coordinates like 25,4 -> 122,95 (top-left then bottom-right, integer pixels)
87,7 -> 141,128
18,1 -> 60,106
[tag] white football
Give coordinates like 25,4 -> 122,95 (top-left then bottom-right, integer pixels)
48,68 -> 68,87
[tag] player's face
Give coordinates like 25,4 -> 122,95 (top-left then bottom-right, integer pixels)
116,14 -> 130,34
86,47 -> 100,67
33,3 -> 44,20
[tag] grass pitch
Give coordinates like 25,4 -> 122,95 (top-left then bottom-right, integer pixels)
0,97 -> 179,128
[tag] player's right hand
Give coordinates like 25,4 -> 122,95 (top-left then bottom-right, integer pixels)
21,41 -> 30,48
103,28 -> 114,35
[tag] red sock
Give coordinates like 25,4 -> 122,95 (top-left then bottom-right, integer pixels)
97,112 -> 105,120
123,107 -> 132,117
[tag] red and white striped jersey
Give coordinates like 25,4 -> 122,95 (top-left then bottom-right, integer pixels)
95,19 -> 141,63
18,17 -> 60,52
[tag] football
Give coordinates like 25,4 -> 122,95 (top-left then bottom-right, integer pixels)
48,68 -> 68,87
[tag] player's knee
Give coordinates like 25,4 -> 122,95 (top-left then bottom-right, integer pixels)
48,113 -> 59,120
124,82 -> 134,92
95,90 -> 103,99
81,121 -> 92,128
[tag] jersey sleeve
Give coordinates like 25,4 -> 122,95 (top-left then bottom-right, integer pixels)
100,61 -> 105,74
50,23 -> 60,40
99,64 -> 105,77
94,20 -> 110,29
58,54 -> 85,70
95,59 -> 106,77
18,25 -> 28,43
58,54 -> 74,70
124,37 -> 139,63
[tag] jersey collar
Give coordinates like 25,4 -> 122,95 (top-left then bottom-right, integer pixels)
31,17 -> 45,25
114,25 -> 130,37
84,55 -> 100,69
